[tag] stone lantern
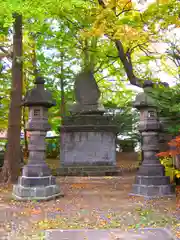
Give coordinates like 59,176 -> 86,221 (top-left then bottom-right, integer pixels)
130,81 -> 175,198
13,76 -> 62,200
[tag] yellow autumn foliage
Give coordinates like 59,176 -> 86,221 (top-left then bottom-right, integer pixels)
92,26 -> 105,37
113,25 -> 138,40
0,34 -> 7,43
105,0 -> 132,10
157,0 -> 170,4
116,0 -> 132,10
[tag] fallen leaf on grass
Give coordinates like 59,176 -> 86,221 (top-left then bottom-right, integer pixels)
99,220 -> 108,226
31,209 -> 42,215
176,231 -> 180,238
34,218 -> 68,230
54,207 -> 64,212
103,176 -> 113,179
70,183 -> 92,189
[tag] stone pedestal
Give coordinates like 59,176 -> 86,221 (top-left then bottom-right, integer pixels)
13,76 -> 62,201
130,82 -> 175,199
60,115 -> 116,166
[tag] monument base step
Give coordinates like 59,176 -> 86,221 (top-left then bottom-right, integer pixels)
12,184 -> 63,201
45,228 -> 176,240
130,183 -> 175,199
53,166 -> 138,176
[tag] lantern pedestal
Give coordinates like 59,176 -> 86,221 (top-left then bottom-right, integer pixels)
13,181 -> 61,201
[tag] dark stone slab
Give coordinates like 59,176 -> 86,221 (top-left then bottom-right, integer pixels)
61,115 -> 117,133
45,228 -> 176,240
53,166 -> 138,176
61,125 -> 117,133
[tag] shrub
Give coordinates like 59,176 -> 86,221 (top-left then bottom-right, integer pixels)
157,136 -> 180,184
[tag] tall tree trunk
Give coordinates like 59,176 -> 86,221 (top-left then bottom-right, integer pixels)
32,37 -> 38,77
0,14 -> 23,183
59,52 -> 65,164
60,52 -> 65,120
90,37 -> 97,72
83,39 -> 90,71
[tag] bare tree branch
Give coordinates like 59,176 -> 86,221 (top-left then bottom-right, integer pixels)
0,46 -> 13,59
98,0 -> 106,8
97,74 -> 113,82
139,46 -> 150,56
106,55 -> 119,59
115,40 -> 142,87
116,1 -> 132,16
100,86 -> 120,92
94,59 -> 118,74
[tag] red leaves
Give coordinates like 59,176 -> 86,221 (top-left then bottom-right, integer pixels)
156,152 -> 170,157
157,135 -> 180,157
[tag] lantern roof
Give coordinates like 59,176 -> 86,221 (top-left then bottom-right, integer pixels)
23,76 -> 56,108
133,81 -> 156,109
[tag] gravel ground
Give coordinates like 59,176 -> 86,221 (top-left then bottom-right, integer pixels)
0,174 -> 179,240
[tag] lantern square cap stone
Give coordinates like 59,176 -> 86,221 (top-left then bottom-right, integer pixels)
23,76 -> 56,108
133,81 -> 156,109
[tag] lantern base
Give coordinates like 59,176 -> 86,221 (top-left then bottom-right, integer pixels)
130,181 -> 175,199
12,180 -> 63,201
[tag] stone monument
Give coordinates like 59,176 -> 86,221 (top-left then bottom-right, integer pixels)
130,81 -> 175,198
59,71 -> 118,176
13,76 -> 62,200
